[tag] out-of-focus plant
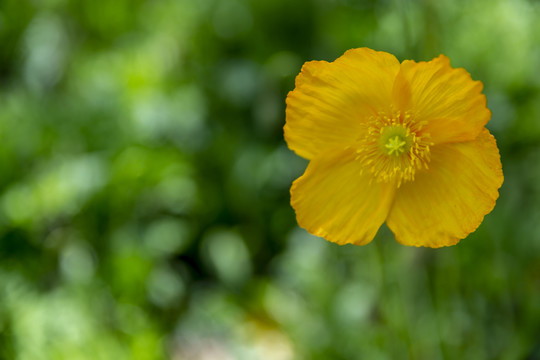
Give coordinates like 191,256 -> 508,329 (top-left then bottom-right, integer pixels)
0,0 -> 539,359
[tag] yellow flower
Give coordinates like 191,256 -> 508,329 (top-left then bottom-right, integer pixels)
284,48 -> 503,248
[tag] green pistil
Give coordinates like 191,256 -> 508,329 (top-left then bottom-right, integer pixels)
385,135 -> 407,156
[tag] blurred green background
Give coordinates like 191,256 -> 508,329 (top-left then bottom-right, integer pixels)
0,0 -> 539,359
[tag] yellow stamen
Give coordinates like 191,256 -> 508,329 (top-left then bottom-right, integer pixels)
356,110 -> 432,187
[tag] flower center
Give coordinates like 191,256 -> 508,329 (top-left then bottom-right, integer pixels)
385,136 -> 407,155
380,125 -> 412,156
356,111 -> 433,187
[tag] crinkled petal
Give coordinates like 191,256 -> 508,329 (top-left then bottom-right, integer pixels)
393,55 -> 490,145
386,128 -> 503,247
291,148 -> 397,245
285,48 -> 400,160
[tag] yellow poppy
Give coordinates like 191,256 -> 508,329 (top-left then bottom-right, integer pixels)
285,48 -> 503,248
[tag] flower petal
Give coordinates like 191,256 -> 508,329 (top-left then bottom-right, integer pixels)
285,48 -> 400,160
393,55 -> 491,145
291,148 -> 397,246
386,128 -> 503,247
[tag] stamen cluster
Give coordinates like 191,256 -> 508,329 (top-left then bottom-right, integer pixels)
356,111 -> 433,187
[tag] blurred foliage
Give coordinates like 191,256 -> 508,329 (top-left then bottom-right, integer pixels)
0,0 -> 539,359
